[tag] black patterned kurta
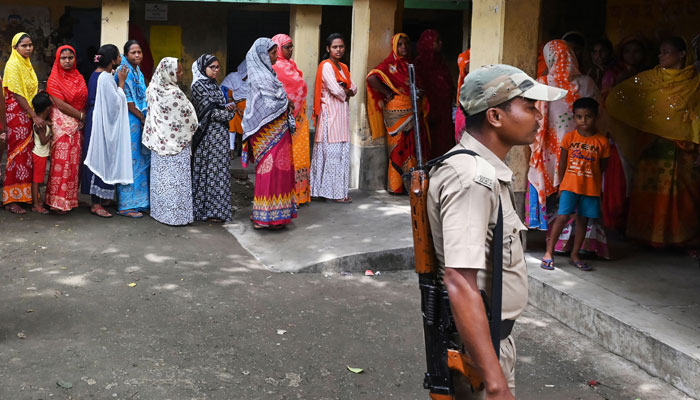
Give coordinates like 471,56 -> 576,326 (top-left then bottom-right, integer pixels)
190,81 -> 236,222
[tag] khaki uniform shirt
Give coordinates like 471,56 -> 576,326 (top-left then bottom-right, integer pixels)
427,133 -> 528,321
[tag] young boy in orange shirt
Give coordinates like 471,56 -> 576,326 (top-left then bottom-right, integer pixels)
541,97 -> 610,271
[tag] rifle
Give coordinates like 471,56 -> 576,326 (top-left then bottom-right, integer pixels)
407,64 -> 502,399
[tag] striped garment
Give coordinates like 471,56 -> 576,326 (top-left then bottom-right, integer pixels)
314,62 -> 356,143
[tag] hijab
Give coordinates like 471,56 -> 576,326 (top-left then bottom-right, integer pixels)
142,57 -> 199,156
46,45 -> 88,111
3,32 -> 38,107
222,60 -> 250,101
241,38 -> 288,141
271,34 -> 308,118
190,54 -> 226,153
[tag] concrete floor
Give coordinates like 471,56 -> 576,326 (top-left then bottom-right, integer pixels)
0,205 -> 692,400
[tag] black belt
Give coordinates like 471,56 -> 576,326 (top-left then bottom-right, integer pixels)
500,320 -> 515,340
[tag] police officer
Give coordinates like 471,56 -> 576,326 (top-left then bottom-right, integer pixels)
427,64 -> 566,399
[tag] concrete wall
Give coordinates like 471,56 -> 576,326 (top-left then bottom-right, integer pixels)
129,1 -> 230,91
101,0 -> 128,46
290,5 -> 322,122
470,0 -> 542,198
348,0 -> 400,190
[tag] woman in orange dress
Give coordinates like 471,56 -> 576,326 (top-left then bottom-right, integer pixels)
272,34 -> 310,205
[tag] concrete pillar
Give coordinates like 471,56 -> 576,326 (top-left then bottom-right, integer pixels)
462,8 -> 471,51
349,0 -> 401,190
469,0 -> 542,217
101,0 -> 129,46
290,5 -> 322,122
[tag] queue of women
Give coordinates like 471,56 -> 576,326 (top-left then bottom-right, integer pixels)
3,28 -> 698,245
1,31 -> 365,231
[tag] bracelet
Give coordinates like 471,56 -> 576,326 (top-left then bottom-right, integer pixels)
80,112 -> 84,121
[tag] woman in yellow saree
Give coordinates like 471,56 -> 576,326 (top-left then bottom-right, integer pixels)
366,33 -> 429,194
606,37 -> 700,248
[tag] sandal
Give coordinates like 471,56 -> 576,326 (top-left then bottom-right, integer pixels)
90,206 -> 113,218
117,210 -> 143,218
31,206 -> 50,215
334,197 -> 352,204
540,258 -> 555,270
6,203 -> 27,214
570,260 -> 593,271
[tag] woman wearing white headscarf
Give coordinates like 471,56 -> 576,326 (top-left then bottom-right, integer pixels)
143,57 -> 199,226
241,37 -> 297,230
190,54 -> 237,222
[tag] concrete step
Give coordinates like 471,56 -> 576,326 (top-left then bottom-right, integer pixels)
525,254 -> 700,399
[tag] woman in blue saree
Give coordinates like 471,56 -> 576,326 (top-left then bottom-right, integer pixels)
114,40 -> 150,217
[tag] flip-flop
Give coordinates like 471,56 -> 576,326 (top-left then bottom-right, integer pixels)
570,260 -> 593,271
91,208 -> 113,218
540,259 -> 555,270
334,197 -> 352,204
117,210 -> 144,218
31,207 -> 50,215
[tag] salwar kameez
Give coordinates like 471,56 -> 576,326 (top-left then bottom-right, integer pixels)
310,111 -> 350,200
192,119 -> 233,222
80,71 -> 115,201
2,90 -> 33,205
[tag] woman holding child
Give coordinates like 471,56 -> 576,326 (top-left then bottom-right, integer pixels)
45,45 -> 88,213
2,32 -> 42,214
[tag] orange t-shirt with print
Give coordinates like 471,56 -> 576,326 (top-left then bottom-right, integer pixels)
559,130 -> 610,197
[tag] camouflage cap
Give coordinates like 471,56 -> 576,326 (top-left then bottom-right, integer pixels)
459,64 -> 567,116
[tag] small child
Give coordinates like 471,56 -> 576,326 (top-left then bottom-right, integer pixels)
541,97 -> 610,271
31,92 -> 53,214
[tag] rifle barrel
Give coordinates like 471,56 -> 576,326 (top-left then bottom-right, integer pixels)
408,64 -> 423,167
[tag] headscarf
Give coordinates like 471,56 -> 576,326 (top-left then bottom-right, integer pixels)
222,60 -> 250,101
2,32 -> 38,108
46,45 -> 88,111
241,38 -> 288,141
414,29 -> 453,102
606,65 -> 700,151
271,34 -> 308,118
528,39 -> 599,205
456,49 -> 470,101
117,54 -> 147,112
191,54 -> 217,89
84,72 -> 133,185
142,57 -> 199,156
366,33 -> 413,140
190,54 -> 225,152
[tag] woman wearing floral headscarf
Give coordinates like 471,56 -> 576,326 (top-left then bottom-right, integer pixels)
241,38 -> 297,230
2,32 -> 43,214
415,29 -> 455,158
272,33 -> 310,205
190,54 -> 237,222
45,44 -> 88,213
143,57 -> 199,226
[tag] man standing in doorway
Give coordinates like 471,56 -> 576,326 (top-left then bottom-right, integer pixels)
427,64 -> 566,399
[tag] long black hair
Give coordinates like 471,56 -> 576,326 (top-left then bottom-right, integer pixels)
123,39 -> 140,55
94,44 -> 120,68
322,33 -> 345,60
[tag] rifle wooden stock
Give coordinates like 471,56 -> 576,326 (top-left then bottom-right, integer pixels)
447,350 -> 484,391
410,169 -> 437,274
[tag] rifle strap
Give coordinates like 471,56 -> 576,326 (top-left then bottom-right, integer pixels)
425,149 -> 505,358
